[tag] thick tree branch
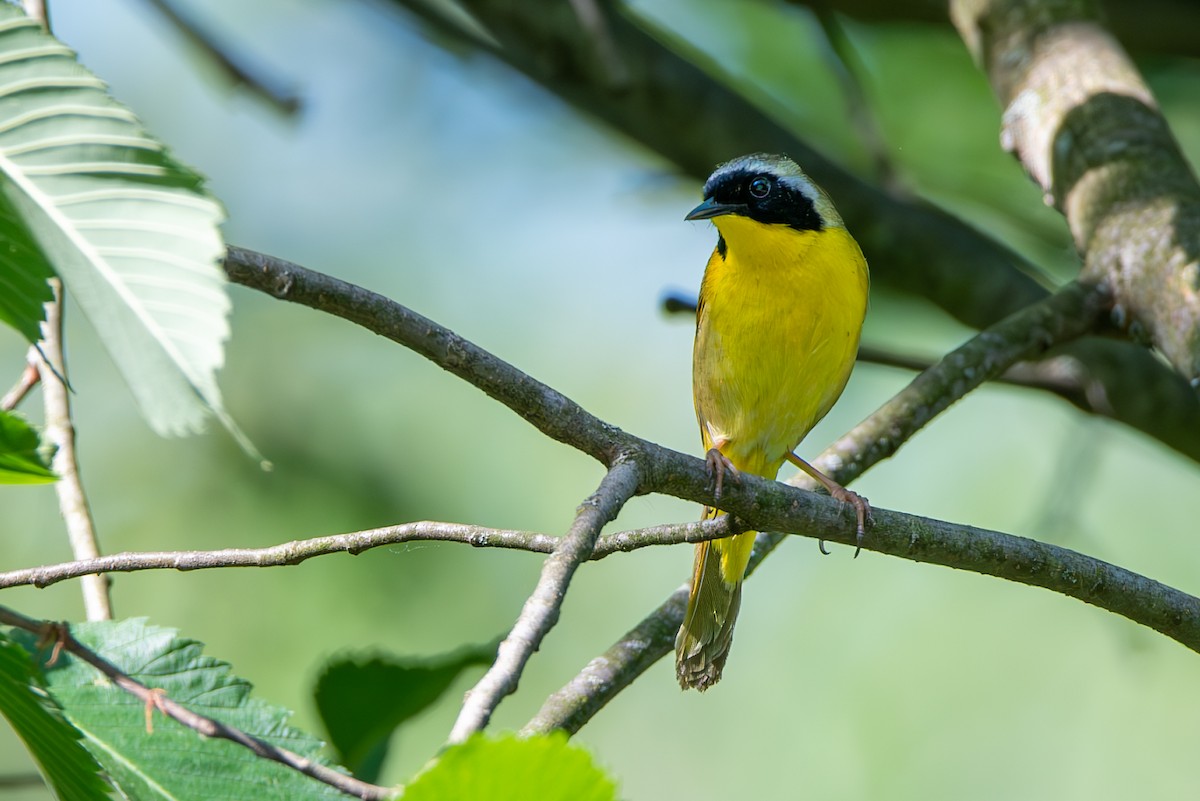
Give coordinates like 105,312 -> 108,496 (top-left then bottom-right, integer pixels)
390,0 -> 1200,465
0,606 -> 390,801
952,0 -> 1200,381
447,460 -> 640,744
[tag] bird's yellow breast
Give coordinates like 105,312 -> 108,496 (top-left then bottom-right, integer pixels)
693,215 -> 868,479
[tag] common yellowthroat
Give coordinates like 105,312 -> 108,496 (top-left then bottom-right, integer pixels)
676,153 -> 870,691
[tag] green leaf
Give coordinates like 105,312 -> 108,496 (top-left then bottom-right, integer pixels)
19,619 -> 350,800
0,409 -> 55,483
0,8 -> 257,455
314,640 -> 497,782
0,183 -> 53,341
0,632 -> 111,800
403,733 -> 618,801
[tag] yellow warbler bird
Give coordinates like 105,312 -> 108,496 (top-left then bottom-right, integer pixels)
676,153 -> 870,691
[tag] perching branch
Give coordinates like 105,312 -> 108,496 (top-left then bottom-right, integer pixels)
36,281 -> 112,622
525,478 -> 1200,733
224,247 -> 1171,740
447,460 -> 641,744
13,248 -> 1189,751
526,280 -> 1117,733
0,519 -> 738,591
0,605 -> 391,801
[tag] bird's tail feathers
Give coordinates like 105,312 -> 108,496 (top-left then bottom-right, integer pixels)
675,527 -> 755,690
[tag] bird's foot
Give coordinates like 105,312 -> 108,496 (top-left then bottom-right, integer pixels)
828,485 -> 870,558
704,448 -> 740,501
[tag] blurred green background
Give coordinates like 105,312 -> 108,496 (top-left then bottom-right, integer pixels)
2,1 -> 1200,798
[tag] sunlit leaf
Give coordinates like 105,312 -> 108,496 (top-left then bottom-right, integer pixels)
403,733 -> 618,801
0,409 -> 55,483
0,8 -> 256,455
21,619 -> 348,800
0,632 -> 110,799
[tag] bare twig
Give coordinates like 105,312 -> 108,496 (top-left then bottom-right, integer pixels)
0,773 -> 44,788
1,354 -> 39,411
0,522 -> 557,589
523,581 -> 693,737
447,460 -> 641,743
36,281 -> 111,621
140,0 -> 300,113
0,605 -> 390,800
0,518 -> 734,591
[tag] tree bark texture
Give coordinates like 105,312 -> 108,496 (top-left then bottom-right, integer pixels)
953,0 -> 1200,381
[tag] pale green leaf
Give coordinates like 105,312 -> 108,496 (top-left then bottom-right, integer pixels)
0,632 -> 110,800
0,409 -> 55,483
0,8 -> 257,455
403,733 -> 618,801
23,619 -> 348,800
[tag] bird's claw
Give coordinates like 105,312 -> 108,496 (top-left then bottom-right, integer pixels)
704,448 -> 739,501
816,488 -> 870,557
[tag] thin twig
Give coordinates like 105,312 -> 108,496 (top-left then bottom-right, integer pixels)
0,522 -> 556,589
0,353 -> 39,411
140,0 -> 300,113
0,605 -> 390,801
447,460 -> 642,744
0,518 -> 733,591
36,280 -> 112,621
0,773 -> 44,788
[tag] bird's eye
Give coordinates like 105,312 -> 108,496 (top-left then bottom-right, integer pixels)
748,176 -> 771,199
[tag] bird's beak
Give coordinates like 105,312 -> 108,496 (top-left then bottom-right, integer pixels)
685,197 -> 743,221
